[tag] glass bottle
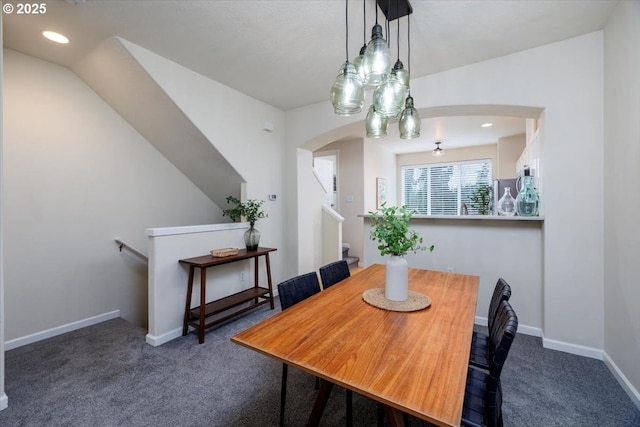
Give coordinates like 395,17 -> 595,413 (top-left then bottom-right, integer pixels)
244,225 -> 261,251
497,187 -> 516,216
516,174 -> 539,216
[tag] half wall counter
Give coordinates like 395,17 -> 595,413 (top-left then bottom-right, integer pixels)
361,214 -> 543,338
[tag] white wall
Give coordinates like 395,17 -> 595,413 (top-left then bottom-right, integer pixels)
497,134 -> 526,179
146,223 -> 266,346
603,0 -> 640,405
364,139 -> 397,211
316,138 -> 366,261
287,32 -> 605,355
363,217 -> 543,336
2,49 -> 222,341
119,39 -> 287,284
0,21 -> 7,411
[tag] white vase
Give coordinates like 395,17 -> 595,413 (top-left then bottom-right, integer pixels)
385,255 -> 409,301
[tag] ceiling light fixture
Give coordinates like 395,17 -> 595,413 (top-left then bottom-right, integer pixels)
481,122 -> 493,128
42,31 -> 69,44
372,0 -> 408,118
331,0 -> 418,138
432,141 -> 444,156
365,104 -> 388,138
330,0 -> 365,115
362,3 -> 391,86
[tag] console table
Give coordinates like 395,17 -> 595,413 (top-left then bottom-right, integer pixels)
179,247 -> 276,344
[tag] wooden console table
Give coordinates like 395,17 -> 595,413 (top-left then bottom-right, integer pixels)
179,247 -> 276,344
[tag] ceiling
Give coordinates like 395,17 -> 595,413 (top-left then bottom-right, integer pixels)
3,0 -> 618,152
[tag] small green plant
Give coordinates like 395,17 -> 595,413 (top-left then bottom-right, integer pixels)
222,196 -> 267,227
368,203 -> 434,256
470,185 -> 492,215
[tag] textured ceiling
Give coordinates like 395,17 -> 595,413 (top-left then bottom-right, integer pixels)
3,0 -> 618,149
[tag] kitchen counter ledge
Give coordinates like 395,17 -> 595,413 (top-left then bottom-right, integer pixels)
360,214 -> 544,222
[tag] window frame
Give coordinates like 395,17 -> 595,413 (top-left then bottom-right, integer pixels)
401,159 -> 493,216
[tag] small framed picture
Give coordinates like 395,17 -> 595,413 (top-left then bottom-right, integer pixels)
376,177 -> 387,209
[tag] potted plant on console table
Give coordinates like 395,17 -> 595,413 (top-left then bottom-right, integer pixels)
222,196 -> 268,251
369,203 -> 433,301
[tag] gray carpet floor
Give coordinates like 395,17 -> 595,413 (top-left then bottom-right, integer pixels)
0,302 -> 639,427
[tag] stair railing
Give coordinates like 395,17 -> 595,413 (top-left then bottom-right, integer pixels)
114,238 -> 148,262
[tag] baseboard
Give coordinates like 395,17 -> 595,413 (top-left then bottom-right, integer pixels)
145,327 -> 182,347
542,336 -> 604,360
4,310 -> 120,351
603,352 -> 640,411
475,316 -> 542,337
0,393 -> 8,411
473,317 -> 638,409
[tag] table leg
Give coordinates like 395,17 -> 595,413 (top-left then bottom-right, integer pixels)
305,380 -> 334,427
253,255 -> 259,304
265,252 -> 274,309
182,266 -> 195,336
383,405 -> 406,427
199,267 -> 207,344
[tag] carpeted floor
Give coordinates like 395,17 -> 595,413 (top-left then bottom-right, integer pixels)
0,302 -> 638,426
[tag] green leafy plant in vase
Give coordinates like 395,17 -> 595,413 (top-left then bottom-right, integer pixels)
470,184 -> 492,215
369,203 -> 433,301
222,196 -> 268,251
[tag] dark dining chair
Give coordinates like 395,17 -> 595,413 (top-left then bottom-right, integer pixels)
462,299 -> 518,427
469,278 -> 512,370
277,272 -> 321,426
318,259 -> 353,424
319,259 -> 351,289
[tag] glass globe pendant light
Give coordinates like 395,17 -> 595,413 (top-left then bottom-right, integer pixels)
365,104 -> 388,138
373,67 -> 406,118
330,0 -> 365,115
399,15 -> 420,139
331,63 -> 365,115
399,94 -> 421,139
362,4 -> 391,86
373,13 -> 408,118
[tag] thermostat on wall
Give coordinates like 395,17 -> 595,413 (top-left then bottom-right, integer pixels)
268,194 -> 277,201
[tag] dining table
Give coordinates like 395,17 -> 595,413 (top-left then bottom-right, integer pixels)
231,263 -> 479,427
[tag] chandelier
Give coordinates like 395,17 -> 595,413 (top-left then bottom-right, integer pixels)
331,0 -> 420,139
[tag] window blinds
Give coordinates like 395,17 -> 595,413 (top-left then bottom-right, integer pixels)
402,160 -> 492,215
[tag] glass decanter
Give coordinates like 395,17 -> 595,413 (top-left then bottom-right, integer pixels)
497,187 -> 516,216
516,175 -> 539,216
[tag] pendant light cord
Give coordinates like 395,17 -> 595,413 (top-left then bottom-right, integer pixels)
345,0 -> 349,62
396,0 -> 400,60
362,0 -> 366,45
375,0 -> 379,25
407,14 -> 411,95
387,0 -> 391,47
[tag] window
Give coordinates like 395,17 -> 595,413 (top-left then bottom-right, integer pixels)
402,160 -> 493,215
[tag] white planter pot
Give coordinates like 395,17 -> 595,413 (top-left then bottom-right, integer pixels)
385,255 -> 409,301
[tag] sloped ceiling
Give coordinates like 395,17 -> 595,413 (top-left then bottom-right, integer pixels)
72,37 -> 243,207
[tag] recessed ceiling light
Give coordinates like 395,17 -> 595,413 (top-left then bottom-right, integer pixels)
42,31 -> 69,44
481,123 -> 493,128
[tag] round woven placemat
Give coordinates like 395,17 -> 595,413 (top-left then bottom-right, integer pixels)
362,288 -> 432,312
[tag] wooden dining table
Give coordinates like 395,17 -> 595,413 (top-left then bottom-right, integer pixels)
231,264 -> 479,427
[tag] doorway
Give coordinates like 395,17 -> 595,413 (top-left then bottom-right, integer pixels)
313,153 -> 339,211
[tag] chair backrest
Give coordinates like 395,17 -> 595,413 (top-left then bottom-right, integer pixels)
487,278 -> 512,333
486,299 -> 518,427
318,259 -> 351,289
277,272 -> 321,311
